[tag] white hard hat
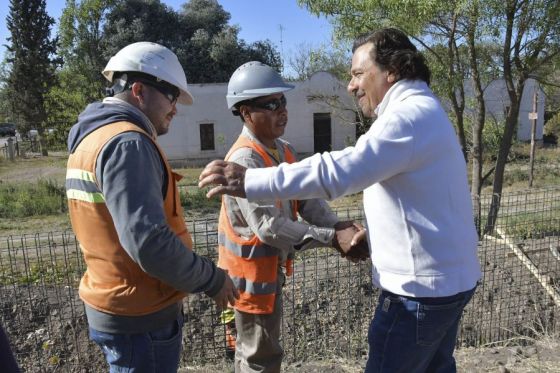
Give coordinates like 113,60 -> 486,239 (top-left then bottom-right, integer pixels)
226,61 -> 293,110
103,42 -> 194,105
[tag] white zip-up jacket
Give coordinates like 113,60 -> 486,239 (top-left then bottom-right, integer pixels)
244,79 -> 481,297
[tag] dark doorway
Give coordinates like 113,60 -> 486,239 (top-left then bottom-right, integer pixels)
199,123 -> 215,151
313,113 -> 331,153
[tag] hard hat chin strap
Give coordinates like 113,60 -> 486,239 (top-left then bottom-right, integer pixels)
105,73 -> 129,97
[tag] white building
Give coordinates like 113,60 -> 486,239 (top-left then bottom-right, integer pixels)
465,78 -> 545,142
159,73 -> 545,164
158,71 -> 358,165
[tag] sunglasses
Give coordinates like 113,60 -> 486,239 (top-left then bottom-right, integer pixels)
136,79 -> 180,104
250,95 -> 287,111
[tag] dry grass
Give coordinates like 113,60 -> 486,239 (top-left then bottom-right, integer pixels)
0,144 -> 558,236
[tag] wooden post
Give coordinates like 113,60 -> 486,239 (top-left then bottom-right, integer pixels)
7,137 -> 15,161
528,88 -> 538,187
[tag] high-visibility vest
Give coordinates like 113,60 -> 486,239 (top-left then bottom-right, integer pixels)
218,135 -> 297,314
66,121 -> 193,316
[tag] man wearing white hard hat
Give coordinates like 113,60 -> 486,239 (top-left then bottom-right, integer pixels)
65,42 -> 239,372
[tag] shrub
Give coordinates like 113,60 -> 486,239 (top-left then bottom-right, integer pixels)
0,179 -> 65,218
179,188 -> 221,212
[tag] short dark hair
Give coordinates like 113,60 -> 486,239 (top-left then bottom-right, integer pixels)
352,28 -> 430,85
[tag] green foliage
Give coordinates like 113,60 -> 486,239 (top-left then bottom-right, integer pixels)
49,0 -> 112,141
287,42 -> 351,81
544,112 -> 560,140
45,68 -> 95,146
460,102 -> 505,163
179,187 -> 220,212
101,0 -> 282,84
298,0 -> 447,40
0,259 -> 81,286
59,0 -> 114,75
0,179 -> 66,218
503,214 -> 560,240
102,0 -> 179,60
5,0 -> 60,137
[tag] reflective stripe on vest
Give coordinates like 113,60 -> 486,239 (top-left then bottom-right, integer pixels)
67,121 -> 192,316
218,135 -> 298,314
66,168 -> 105,203
218,231 -> 277,258
231,275 -> 277,295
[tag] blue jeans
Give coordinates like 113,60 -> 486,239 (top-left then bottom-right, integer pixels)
89,314 -> 184,373
365,286 -> 476,373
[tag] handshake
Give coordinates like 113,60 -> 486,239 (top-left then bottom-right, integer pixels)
332,221 -> 369,262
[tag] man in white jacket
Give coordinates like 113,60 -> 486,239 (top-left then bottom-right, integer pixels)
199,28 -> 481,373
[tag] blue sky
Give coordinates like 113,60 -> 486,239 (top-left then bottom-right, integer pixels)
0,0 -> 335,75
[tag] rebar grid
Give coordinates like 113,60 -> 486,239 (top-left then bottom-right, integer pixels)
0,189 -> 558,371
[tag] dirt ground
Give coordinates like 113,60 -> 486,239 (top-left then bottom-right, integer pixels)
180,338 -> 560,372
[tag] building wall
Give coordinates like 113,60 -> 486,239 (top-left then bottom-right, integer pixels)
475,78 -> 545,142
159,75 -> 545,164
158,72 -> 357,163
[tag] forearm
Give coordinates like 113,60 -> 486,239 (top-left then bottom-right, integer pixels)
134,226 -> 224,295
234,196 -> 334,252
298,199 -> 339,228
99,134 -> 224,296
244,122 -> 414,202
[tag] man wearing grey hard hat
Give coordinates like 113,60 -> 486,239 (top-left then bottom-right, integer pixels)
66,42 -> 238,372
217,61 -> 368,373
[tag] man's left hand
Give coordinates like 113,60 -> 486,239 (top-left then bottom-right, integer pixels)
198,160 -> 247,198
332,221 -> 369,262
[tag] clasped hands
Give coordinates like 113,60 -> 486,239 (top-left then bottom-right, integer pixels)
332,221 -> 369,262
198,161 -> 370,263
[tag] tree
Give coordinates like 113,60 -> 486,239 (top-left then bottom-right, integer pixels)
298,0 -> 480,161
176,0 -> 281,82
58,0 -> 114,100
102,0 -> 179,59
6,0 -> 59,155
0,57 -> 14,122
287,42 -> 350,81
101,0 -> 281,83
179,0 -> 229,37
298,0 -> 560,235
46,0 -> 114,141
483,0 -> 560,234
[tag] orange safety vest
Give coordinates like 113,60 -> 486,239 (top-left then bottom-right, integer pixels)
218,135 -> 298,314
66,121 -> 193,316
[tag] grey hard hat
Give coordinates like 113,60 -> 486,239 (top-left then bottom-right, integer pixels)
226,61 -> 294,110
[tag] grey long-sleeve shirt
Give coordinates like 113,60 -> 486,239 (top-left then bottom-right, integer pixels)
69,97 -> 224,333
224,127 -> 339,263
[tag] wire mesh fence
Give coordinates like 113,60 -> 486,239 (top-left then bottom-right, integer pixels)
0,188 -> 559,371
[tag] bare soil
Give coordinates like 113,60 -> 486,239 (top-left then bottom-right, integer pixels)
2,153 -> 559,371
181,342 -> 560,372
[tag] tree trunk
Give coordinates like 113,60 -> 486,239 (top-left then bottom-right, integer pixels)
466,9 -> 485,235
483,99 -> 521,235
39,137 -> 49,157
483,1 -> 518,236
446,14 -> 467,162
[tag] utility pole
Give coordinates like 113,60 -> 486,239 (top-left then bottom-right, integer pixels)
278,24 -> 285,75
528,87 -> 538,187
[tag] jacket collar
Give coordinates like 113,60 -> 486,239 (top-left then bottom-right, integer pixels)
103,97 -> 157,138
375,79 -> 430,117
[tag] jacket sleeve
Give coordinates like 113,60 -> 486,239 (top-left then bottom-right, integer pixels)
244,114 -> 415,202
227,148 -> 335,253
95,132 -> 224,296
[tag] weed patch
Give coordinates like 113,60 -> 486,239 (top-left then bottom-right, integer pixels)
0,179 -> 66,218
180,187 -> 221,212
